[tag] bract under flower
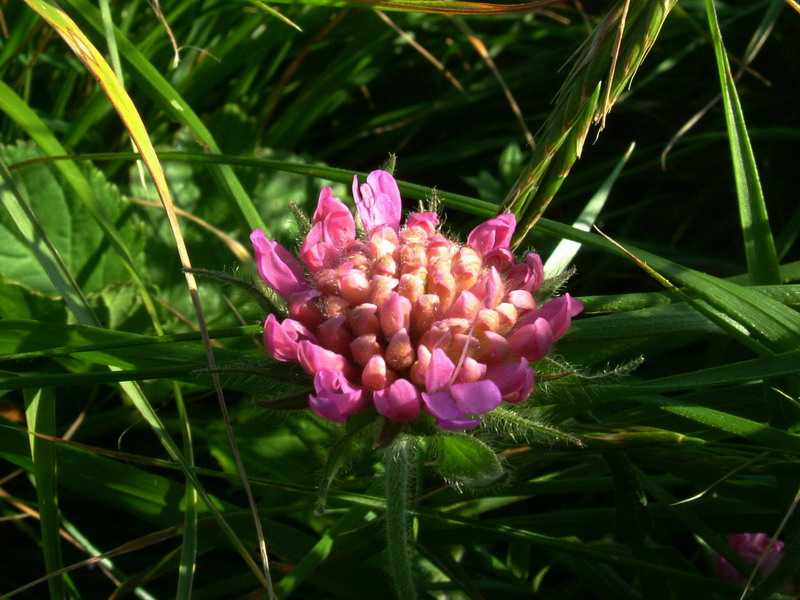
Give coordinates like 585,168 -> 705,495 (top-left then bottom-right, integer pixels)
252,170 -> 582,429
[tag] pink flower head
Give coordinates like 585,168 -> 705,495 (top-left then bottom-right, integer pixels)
251,170 -> 581,428
715,533 -> 795,595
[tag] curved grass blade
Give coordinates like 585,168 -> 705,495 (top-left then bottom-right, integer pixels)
705,0 -> 780,285
239,0 -> 569,15
21,0 -> 273,593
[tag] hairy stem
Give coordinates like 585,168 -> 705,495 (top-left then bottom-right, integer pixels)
384,437 -> 418,600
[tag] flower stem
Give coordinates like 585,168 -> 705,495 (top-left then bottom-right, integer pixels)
384,437 -> 418,600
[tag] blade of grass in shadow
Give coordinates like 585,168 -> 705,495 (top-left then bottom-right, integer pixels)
8,150 -> 502,218
544,142 -> 635,277
23,387 -> 66,600
21,1 -> 273,594
173,383 -> 197,600
705,0 -> 780,285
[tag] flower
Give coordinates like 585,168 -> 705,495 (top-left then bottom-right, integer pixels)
716,533 -> 795,595
252,170 -> 583,429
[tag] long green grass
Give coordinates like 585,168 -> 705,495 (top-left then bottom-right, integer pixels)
1,0 -> 799,598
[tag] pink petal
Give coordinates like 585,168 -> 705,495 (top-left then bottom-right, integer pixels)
484,247 -> 514,272
486,358 -> 534,403
314,187 -> 356,246
507,252 -> 544,292
422,390 -> 462,420
250,230 -> 309,298
450,379 -> 502,415
425,348 -> 455,393
309,370 -> 367,422
352,170 -> 402,233
374,378 -> 421,421
297,340 -> 355,379
508,318 -> 554,362
263,314 -> 319,362
435,417 -> 483,430
406,212 -> 439,236
466,213 -> 516,256
532,294 -> 582,340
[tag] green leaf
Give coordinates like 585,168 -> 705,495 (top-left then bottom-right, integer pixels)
435,434 -> 504,489
0,143 -> 145,297
0,158 -> 98,325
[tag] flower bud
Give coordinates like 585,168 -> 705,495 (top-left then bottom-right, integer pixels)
362,354 -> 395,390
318,315 -> 354,356
350,334 -> 382,366
349,303 -> 381,336
380,292 -> 412,338
385,328 -> 416,371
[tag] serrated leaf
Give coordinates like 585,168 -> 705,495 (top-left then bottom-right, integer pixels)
0,142 -> 144,297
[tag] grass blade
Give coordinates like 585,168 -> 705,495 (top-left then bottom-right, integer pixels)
23,387 -> 66,600
705,0 -> 781,285
544,142 -> 635,277
21,1 -> 274,593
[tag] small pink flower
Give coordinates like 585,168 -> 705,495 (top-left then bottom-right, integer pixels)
374,378 -> 421,421
467,213 -> 516,256
310,370 -> 367,422
353,170 -> 402,233
252,170 -> 581,428
251,230 -> 309,298
263,314 -> 319,362
715,533 -> 794,595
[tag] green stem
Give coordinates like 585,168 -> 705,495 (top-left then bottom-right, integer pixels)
384,437 -> 418,600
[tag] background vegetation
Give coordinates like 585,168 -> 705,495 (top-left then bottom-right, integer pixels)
1,0 -> 798,598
